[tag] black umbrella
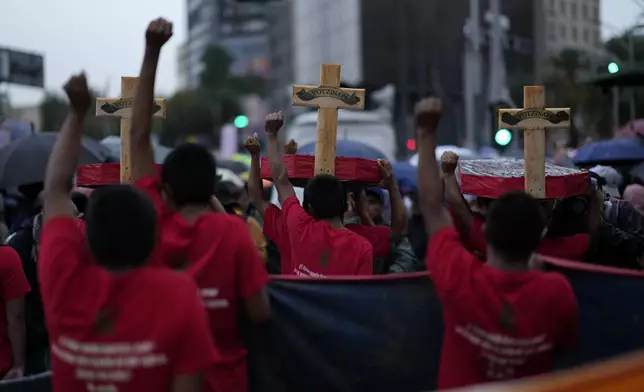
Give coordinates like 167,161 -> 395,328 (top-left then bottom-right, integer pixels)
0,132 -> 116,188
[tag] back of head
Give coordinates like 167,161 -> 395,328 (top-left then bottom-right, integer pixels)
303,174 -> 346,220
485,191 -> 545,263
161,143 -> 217,208
85,185 -> 157,269
215,181 -> 243,214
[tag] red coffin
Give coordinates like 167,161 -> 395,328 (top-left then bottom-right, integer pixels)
459,159 -> 589,199
259,154 -> 382,187
76,163 -> 161,186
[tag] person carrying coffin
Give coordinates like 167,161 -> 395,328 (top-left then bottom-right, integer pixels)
416,97 -> 579,389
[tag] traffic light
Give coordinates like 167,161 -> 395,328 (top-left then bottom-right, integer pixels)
494,129 -> 512,147
608,62 -> 620,74
233,115 -> 249,129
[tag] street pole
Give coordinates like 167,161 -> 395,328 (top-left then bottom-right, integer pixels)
463,0 -> 482,150
613,86 -> 620,133
629,33 -> 636,123
485,0 -> 502,148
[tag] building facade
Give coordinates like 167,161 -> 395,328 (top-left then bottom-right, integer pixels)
267,0 -> 538,154
542,0 -> 602,54
184,0 -> 271,88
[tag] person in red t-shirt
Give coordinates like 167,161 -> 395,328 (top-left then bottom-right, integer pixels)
254,112 -> 373,276
128,18 -> 270,392
441,151 -> 590,261
415,97 -> 579,390
40,68 -> 217,392
0,246 -> 29,380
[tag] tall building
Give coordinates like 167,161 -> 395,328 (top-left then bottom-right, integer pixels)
267,0 -> 537,153
184,0 -> 271,88
541,0 -> 602,54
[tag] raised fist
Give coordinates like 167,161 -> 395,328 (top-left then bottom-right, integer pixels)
440,151 -> 459,175
63,73 -> 91,115
265,111 -> 284,136
146,18 -> 173,50
414,97 -> 442,133
377,159 -> 394,188
244,133 -> 261,156
284,139 -> 298,154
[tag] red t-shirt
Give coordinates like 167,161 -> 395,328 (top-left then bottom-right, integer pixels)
264,196 -> 373,277
426,227 -> 579,389
467,215 -> 590,260
39,217 -> 217,392
136,176 -> 269,392
0,246 -> 30,373
344,224 -> 391,258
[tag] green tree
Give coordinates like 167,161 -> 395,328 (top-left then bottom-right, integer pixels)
40,90 -> 117,139
160,90 -> 215,147
545,49 -> 610,142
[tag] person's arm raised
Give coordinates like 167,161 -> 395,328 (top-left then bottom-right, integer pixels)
244,133 -> 269,216
265,111 -> 295,205
43,73 -> 92,222
415,97 -> 453,236
131,18 -> 173,182
440,151 -> 474,238
379,160 -> 408,241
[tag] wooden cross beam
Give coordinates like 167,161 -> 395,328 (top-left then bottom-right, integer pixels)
498,86 -> 570,198
292,64 -> 366,175
95,77 -> 167,183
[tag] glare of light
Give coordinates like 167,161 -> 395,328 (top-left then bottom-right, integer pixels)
233,115 -> 249,128
608,62 -> 620,74
494,129 -> 512,146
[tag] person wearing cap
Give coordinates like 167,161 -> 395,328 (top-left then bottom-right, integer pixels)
215,181 -> 268,263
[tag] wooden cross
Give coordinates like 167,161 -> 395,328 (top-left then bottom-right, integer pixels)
498,86 -> 570,198
95,77 -> 167,183
292,64 -> 366,175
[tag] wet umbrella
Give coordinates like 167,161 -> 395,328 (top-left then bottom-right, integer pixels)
298,140 -> 388,160
0,132 -> 115,188
572,138 -> 644,167
392,162 -> 417,191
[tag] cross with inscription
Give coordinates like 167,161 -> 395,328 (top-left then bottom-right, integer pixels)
497,86 -> 571,198
291,64 -> 366,175
95,77 -> 167,183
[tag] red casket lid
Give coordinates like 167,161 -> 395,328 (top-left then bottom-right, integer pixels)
260,154 -> 382,186
458,159 -> 589,199
76,163 -> 161,186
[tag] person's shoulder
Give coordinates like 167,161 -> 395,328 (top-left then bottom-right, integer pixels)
0,245 -> 19,258
530,270 -> 574,296
199,212 -> 254,241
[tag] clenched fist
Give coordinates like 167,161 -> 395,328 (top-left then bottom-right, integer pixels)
415,97 -> 442,135
63,73 -> 91,115
440,151 -> 459,175
146,18 -> 173,50
284,139 -> 298,154
244,133 -> 261,156
265,111 -> 284,136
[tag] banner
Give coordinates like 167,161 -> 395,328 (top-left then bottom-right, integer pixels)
8,259 -> 644,391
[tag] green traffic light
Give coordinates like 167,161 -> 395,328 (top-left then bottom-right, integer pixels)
495,129 -> 512,146
608,62 -> 620,74
233,115 -> 249,128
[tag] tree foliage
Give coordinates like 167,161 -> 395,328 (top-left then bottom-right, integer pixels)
40,89 -> 117,140
160,44 -> 268,147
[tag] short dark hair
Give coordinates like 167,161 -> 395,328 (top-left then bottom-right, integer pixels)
85,185 -> 157,269
303,174 -> 346,219
484,191 -> 545,262
161,143 -> 217,207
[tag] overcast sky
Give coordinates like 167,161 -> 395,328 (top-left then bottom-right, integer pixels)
1,0 -> 641,106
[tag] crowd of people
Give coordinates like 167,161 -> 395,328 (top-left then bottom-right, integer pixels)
0,16 -> 643,392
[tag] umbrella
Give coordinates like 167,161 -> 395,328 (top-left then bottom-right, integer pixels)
408,145 -> 479,166
298,140 -> 387,160
217,168 -> 244,187
572,138 -> 644,167
392,162 -> 417,191
0,132 -> 115,188
100,136 -> 170,163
